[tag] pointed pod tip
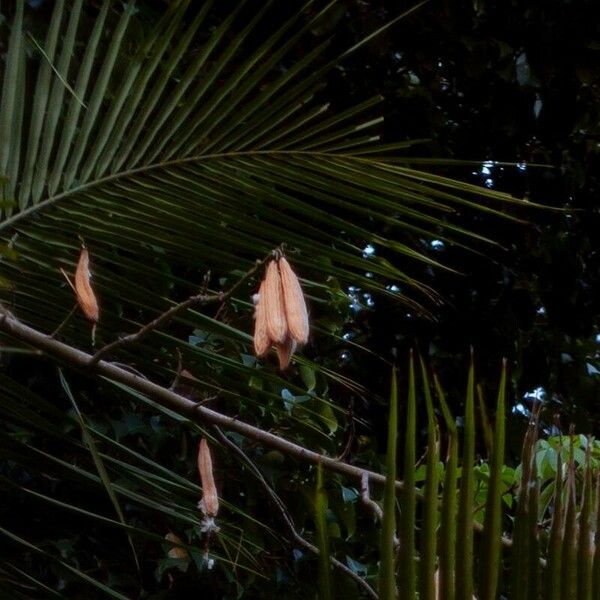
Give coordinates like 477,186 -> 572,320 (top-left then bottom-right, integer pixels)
276,336 -> 296,370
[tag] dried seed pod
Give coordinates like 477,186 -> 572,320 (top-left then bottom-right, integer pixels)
74,246 -> 99,323
279,256 -> 309,345
253,280 -> 270,357
275,335 -> 297,370
165,532 -> 189,560
262,259 -> 287,344
198,438 -> 219,518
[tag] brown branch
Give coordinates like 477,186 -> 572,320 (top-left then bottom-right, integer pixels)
169,349 -> 184,392
0,310 -> 510,548
212,426 -> 378,599
360,472 -> 383,522
360,473 -> 400,552
89,254 -> 272,365
0,310 -> 396,490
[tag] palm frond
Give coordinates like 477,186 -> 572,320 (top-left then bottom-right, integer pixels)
0,1 -> 530,420
0,3 -> 533,595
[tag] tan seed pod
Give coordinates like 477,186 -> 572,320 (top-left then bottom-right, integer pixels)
198,438 -> 219,518
253,280 -> 270,357
275,335 -> 297,370
262,259 -> 287,344
74,246 -> 99,323
278,256 -> 308,345
165,532 -> 189,561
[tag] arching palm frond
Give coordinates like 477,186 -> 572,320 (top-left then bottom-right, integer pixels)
0,2 -> 530,596
0,1 -> 523,381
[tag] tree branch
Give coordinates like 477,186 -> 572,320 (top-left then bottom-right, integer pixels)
360,472 -> 400,553
0,310 -> 511,548
360,472 -> 383,521
89,253 -> 272,365
0,310 -> 397,491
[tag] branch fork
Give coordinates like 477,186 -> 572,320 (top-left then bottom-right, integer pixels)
88,252 -> 273,366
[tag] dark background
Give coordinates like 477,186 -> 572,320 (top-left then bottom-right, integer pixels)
320,0 -> 600,447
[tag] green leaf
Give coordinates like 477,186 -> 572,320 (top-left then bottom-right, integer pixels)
578,443 -> 594,600
0,0 -> 23,196
480,360 -> 506,600
58,369 -> 141,573
379,367 -> 399,600
315,464 -> 333,600
511,412 -> 541,599
560,440 -> 578,600
398,355 -> 417,599
455,358 -> 475,600
27,31 -> 87,109
0,524 -> 130,600
437,371 -> 458,600
419,356 -> 439,600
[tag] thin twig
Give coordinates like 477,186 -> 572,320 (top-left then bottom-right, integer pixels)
27,32 -> 87,109
169,349 -> 184,392
212,426 -> 379,599
200,270 -> 211,295
59,268 -> 77,294
110,362 -> 150,380
50,303 -> 78,338
89,253 -> 273,365
336,400 -> 356,461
